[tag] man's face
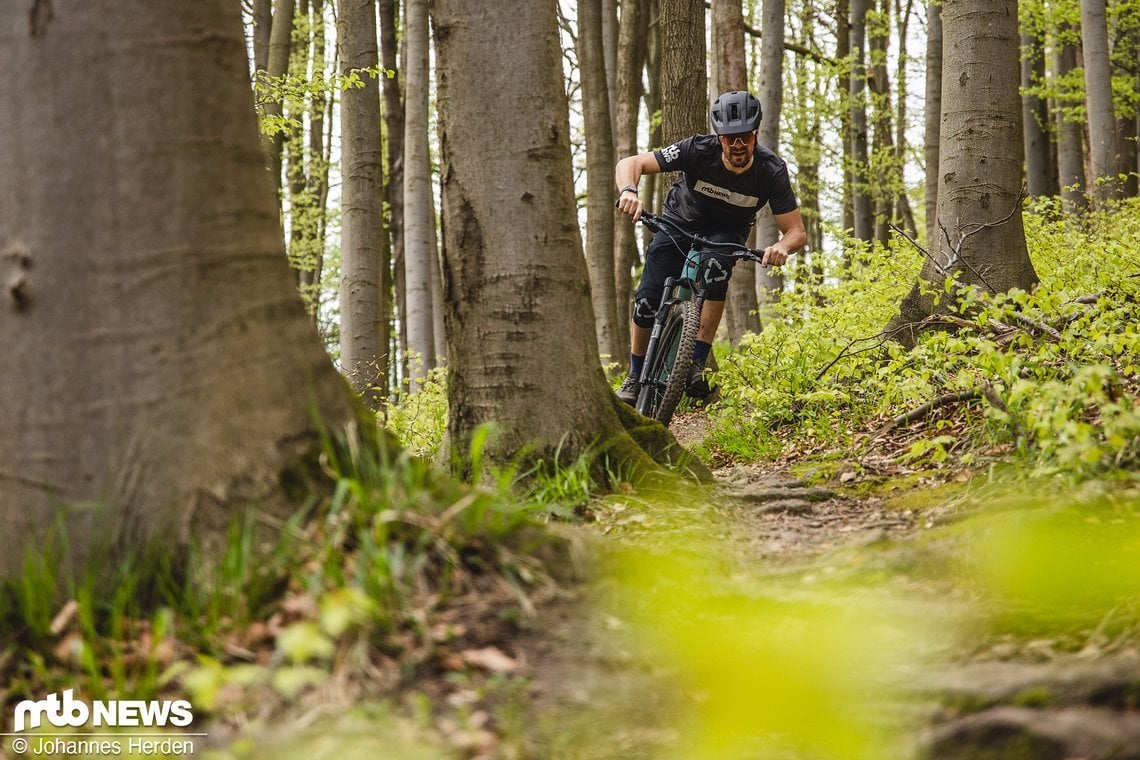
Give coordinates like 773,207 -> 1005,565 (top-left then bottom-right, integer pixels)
719,131 -> 756,168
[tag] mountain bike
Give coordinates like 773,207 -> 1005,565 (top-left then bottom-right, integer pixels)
630,211 -> 771,426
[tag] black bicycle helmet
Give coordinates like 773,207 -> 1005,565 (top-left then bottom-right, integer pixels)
710,91 -> 762,134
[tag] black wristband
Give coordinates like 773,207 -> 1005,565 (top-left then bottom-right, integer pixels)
619,185 -> 638,196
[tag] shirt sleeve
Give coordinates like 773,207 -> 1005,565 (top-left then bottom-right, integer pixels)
767,161 -> 799,215
653,136 -> 695,172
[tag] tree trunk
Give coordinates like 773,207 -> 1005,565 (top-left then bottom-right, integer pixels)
379,0 -> 404,393
1021,31 -> 1054,197
893,0 -> 917,239
297,0 -> 330,315
924,0 -> 941,248
613,0 -> 651,360
404,0 -> 438,390
713,0 -> 762,342
578,0 -> 621,363
261,0 -> 295,192
659,0 -> 707,145
601,0 -> 619,127
755,0 -> 786,318
868,0 -> 894,245
836,0 -> 855,245
0,0 -> 359,578
1054,36 -> 1088,214
1081,0 -> 1122,206
338,0 -> 388,408
889,0 -> 1037,344
643,0 -> 664,216
432,0 -> 666,476
849,0 -> 874,243
252,0 -> 273,73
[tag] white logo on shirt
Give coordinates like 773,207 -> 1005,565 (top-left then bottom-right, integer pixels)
661,143 -> 681,163
693,180 -> 759,208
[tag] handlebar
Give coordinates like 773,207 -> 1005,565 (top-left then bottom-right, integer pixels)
636,211 -> 768,264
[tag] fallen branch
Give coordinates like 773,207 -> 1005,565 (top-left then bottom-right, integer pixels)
881,389 -> 981,433
877,382 -> 1011,435
815,314 -> 975,381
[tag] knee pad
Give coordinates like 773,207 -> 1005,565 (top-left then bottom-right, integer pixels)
632,295 -> 656,328
701,255 -> 733,300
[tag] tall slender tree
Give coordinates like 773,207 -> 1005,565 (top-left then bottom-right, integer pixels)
578,0 -> 622,362
755,0 -> 788,314
1082,0 -> 1123,205
1053,24 -> 1088,213
613,0 -> 652,359
0,0 -> 359,577
924,0 -> 942,247
378,0 -> 405,393
404,0 -> 439,390
713,0 -> 762,342
849,0 -> 874,243
338,0 -> 388,408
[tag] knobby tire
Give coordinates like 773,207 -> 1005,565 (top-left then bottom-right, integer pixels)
636,300 -> 698,426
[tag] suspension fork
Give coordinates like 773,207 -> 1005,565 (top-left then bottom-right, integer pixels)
637,276 -> 681,388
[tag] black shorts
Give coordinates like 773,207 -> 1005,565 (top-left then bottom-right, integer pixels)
632,227 -> 747,327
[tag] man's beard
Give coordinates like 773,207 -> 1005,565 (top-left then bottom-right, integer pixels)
727,148 -> 750,168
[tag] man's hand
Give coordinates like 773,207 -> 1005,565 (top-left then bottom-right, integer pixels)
761,245 -> 788,267
616,190 -> 644,222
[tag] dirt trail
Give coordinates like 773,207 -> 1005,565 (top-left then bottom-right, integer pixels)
503,414 -> 1140,759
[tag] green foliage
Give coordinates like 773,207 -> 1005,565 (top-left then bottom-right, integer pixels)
0,427 -> 560,729
384,366 -> 449,459
706,200 -> 1140,481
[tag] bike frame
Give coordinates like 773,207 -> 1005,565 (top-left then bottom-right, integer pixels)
632,212 -> 768,422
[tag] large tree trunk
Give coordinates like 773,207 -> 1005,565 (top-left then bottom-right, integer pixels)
0,0 -> 358,578
713,0 -> 762,343
755,0 -> 787,318
578,0 -> 621,363
889,0 -> 1037,344
659,0 -> 707,145
403,0 -> 438,390
1081,0 -> 1122,206
433,0 -> 667,476
924,0 -> 942,248
613,0 -> 651,360
338,0 -> 388,408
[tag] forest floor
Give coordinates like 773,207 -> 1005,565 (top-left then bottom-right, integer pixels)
444,410 -> 1140,760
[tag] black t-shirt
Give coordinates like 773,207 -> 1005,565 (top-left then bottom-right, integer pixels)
653,134 -> 799,237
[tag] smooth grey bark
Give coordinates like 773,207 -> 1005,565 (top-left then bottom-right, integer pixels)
755,0 -> 786,317
378,0 -> 404,392
261,0 -> 295,192
0,0 -> 358,578
432,0 -> 657,473
868,0 -> 894,244
338,0 -> 388,408
889,0 -> 1037,342
924,0 -> 942,247
836,0 -> 855,243
252,0 -> 273,73
601,0 -> 619,127
403,0 -> 438,390
1081,0 -> 1122,206
578,0 -> 621,362
613,0 -> 651,359
713,0 -> 762,342
1021,32 -> 1054,197
849,0 -> 874,243
1054,37 -> 1088,214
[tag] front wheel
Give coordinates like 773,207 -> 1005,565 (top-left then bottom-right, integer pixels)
635,300 -> 698,426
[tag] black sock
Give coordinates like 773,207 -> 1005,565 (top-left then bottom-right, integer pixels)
630,353 -> 645,376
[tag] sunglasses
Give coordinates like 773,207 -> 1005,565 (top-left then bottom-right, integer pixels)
719,133 -> 756,147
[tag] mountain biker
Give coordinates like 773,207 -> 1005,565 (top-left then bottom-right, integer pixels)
614,90 -> 807,404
